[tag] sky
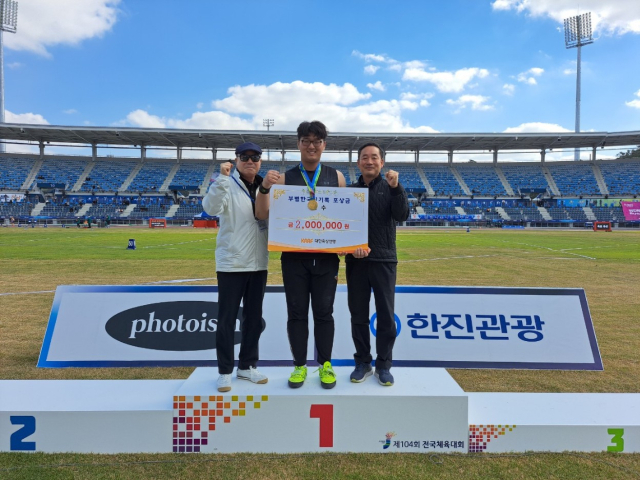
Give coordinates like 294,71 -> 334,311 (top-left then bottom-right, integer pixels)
3,0 -> 640,161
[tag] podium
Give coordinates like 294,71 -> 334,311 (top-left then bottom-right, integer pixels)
1,369 -> 639,453
172,367 -> 468,453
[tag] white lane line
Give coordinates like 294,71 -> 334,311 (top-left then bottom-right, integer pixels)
143,277 -> 217,284
0,290 -> 55,296
400,254 -> 500,263
500,241 -> 596,260
140,238 -> 215,249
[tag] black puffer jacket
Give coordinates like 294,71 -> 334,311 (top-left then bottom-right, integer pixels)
346,174 -> 409,263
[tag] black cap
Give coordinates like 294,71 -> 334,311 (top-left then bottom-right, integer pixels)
235,142 -> 262,156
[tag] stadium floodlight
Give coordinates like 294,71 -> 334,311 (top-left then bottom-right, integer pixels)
564,12 -> 593,161
0,0 -> 18,153
0,0 -> 17,33
263,118 -> 274,160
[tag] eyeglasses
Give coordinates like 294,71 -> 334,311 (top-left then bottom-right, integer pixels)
239,154 -> 261,162
299,138 -> 324,147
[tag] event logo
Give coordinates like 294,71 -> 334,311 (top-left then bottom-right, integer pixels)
369,313 -> 402,337
105,301 -> 264,351
382,432 -> 396,450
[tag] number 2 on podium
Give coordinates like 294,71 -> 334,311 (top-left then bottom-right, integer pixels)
310,404 -> 333,447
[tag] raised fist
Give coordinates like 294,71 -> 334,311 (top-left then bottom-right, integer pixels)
262,169 -> 281,189
220,161 -> 233,176
385,170 -> 399,188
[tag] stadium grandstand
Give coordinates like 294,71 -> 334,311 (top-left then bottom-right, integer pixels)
0,124 -> 639,228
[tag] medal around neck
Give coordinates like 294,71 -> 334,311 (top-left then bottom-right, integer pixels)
300,163 -> 322,209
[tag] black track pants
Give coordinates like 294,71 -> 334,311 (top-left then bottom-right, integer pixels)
281,255 -> 339,366
346,261 -> 397,370
216,270 -> 267,374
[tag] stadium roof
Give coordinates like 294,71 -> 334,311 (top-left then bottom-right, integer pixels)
1,123 -> 640,153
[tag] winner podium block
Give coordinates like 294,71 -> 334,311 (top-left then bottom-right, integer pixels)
172,367 -> 468,453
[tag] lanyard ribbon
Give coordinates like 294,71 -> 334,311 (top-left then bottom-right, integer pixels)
299,163 -> 322,199
231,174 -> 255,204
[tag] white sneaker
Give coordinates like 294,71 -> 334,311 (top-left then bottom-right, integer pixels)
217,374 -> 232,392
237,366 -> 268,384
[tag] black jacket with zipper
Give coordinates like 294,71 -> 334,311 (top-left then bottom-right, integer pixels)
346,174 -> 409,263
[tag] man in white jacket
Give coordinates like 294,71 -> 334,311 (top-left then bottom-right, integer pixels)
202,142 -> 269,392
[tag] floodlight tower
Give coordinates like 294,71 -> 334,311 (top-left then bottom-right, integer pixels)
0,0 -> 18,154
263,118 -> 274,160
564,12 -> 593,161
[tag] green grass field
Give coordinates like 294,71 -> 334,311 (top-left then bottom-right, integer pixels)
1,227 -> 639,478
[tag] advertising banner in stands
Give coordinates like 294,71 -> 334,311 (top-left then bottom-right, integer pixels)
621,201 -> 640,221
0,194 -> 25,202
38,285 -> 602,370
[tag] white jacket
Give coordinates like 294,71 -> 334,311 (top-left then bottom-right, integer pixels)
202,169 -> 268,272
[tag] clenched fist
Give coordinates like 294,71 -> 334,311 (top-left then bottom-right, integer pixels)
385,169 -> 399,188
220,161 -> 233,176
262,169 -> 281,189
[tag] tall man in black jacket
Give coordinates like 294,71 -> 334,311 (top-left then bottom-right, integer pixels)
346,142 -> 409,386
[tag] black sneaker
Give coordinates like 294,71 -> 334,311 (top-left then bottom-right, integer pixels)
375,368 -> 394,386
350,363 -> 373,383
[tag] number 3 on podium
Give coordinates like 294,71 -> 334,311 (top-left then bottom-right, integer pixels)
310,404 -> 333,447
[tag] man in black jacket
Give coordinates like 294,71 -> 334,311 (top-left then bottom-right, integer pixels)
346,142 -> 409,386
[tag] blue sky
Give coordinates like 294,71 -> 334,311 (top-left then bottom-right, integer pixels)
3,0 -> 640,160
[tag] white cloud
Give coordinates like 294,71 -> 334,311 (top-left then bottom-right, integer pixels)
404,60 -> 427,69
5,0 -> 120,57
364,65 -> 380,75
491,0 -> 640,35
503,122 -> 572,133
400,92 -> 433,107
214,81 -> 371,113
352,51 -> 388,63
3,110 -> 49,154
446,95 -> 494,111
503,83 -> 515,95
196,102 -> 204,110
352,50 -> 405,73
126,109 -> 166,129
367,81 -> 386,92
516,67 -> 544,85
403,67 -> 490,93
626,89 -> 640,109
5,110 -> 49,124
7,62 -> 23,69
563,68 -> 575,75
123,81 -> 439,134
63,109 -> 78,114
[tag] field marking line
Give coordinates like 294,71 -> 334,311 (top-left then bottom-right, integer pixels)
144,277 -> 217,284
500,241 -> 596,260
139,238 -> 216,249
400,254 -> 500,263
0,290 -> 55,296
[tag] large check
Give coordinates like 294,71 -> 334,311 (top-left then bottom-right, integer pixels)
268,185 -> 368,253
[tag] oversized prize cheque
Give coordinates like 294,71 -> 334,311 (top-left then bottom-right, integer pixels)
268,184 -> 368,253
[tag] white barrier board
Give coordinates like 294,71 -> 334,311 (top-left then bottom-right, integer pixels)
38,285 -> 602,370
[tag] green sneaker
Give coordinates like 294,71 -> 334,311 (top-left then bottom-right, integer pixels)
318,361 -> 337,389
288,365 -> 307,388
